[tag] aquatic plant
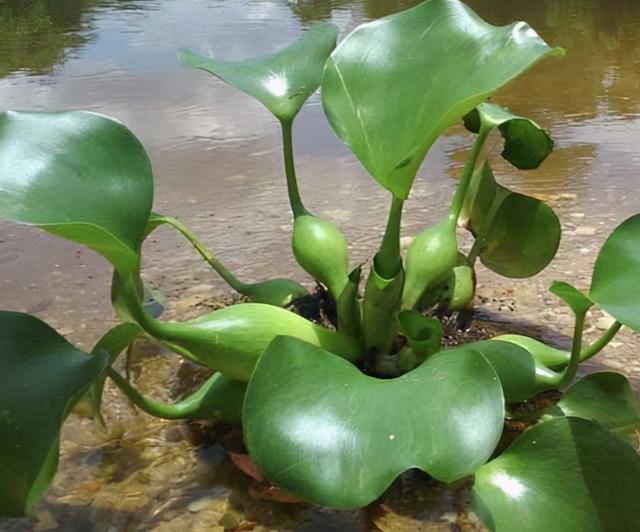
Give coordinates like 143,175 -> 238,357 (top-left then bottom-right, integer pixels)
2,1 -> 640,528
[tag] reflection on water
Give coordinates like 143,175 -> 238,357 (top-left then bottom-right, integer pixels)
1,0 -> 639,529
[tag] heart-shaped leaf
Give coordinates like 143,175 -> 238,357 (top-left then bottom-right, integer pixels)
472,417 -> 640,532
549,281 -> 593,317
244,336 -> 504,508
397,310 -> 443,359
458,340 -> 559,403
463,102 -> 553,170
0,111 -> 153,276
554,372 -> 640,439
590,214 -> 640,333
0,311 -> 108,517
321,0 -> 562,198
179,23 -> 338,122
461,162 -> 561,278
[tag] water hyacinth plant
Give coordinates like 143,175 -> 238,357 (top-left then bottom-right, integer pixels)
2,0 -> 640,529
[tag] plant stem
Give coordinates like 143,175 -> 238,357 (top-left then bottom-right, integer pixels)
580,320 -> 623,362
120,274 -> 172,339
447,125 -> 490,225
560,311 -> 587,386
280,119 -> 307,218
376,195 -> 404,279
106,367 -> 193,419
466,237 -> 484,266
158,216 -> 247,293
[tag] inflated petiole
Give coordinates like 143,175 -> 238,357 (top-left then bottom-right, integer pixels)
284,119 -> 350,300
401,218 -> 458,310
147,213 -> 308,307
336,266 -> 363,338
361,258 -> 404,356
115,272 -> 363,381
106,367 -> 245,424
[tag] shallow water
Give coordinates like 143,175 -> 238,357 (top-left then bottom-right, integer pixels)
1,0 -> 640,530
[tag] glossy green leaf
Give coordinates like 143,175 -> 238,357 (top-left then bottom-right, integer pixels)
397,311 -> 442,359
244,336 -> 504,508
179,23 -> 338,122
321,0 -> 562,198
463,102 -> 553,169
0,111 -> 153,276
455,340 -> 558,403
473,417 -> 640,532
590,214 -> 640,333
555,372 -> 640,438
461,162 -> 561,278
394,311 -> 443,373
549,281 -> 593,316
0,311 -> 108,517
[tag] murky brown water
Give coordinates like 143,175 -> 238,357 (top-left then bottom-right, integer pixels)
1,0 -> 640,530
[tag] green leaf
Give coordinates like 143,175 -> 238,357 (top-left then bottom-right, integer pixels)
555,372 -> 640,439
549,281 -> 593,316
244,336 -> 504,508
397,310 -> 443,360
472,417 -> 640,532
0,311 -> 107,517
0,111 -> 154,276
461,162 -> 561,278
178,23 -> 338,122
321,0 -> 562,198
457,340 -> 558,403
394,310 -> 443,372
463,102 -> 553,169
590,214 -> 640,333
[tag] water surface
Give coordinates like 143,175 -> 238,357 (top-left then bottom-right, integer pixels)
1,1 -> 639,529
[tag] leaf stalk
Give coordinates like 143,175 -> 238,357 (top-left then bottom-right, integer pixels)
448,124 -> 491,224
281,119 -> 308,218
